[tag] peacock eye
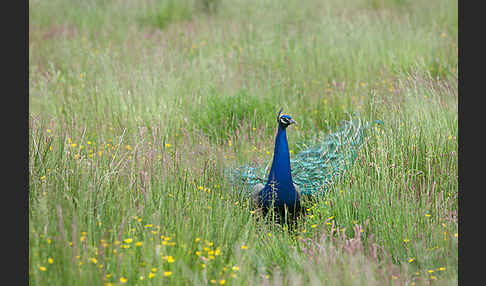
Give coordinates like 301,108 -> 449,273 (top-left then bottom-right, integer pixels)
280,117 -> 290,124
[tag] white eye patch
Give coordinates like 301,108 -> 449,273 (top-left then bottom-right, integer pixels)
279,116 -> 291,124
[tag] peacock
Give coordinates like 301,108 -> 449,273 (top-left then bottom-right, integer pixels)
227,108 -> 381,218
251,108 -> 301,217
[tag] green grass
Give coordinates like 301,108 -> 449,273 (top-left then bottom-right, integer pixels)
29,0 -> 457,285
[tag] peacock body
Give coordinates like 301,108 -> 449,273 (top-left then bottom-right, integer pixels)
253,109 -> 300,215
227,111 -> 381,210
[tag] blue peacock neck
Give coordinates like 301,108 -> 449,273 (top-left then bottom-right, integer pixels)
261,124 -> 298,207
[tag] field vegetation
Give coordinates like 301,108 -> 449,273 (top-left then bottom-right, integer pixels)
29,0 -> 458,285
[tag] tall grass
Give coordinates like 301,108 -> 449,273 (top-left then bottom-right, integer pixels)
29,0 -> 457,285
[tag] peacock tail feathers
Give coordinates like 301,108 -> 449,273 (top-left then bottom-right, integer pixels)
226,117 -> 383,197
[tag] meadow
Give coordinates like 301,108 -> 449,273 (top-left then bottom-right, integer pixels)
29,0 -> 458,285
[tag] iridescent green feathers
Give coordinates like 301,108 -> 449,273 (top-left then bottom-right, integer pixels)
227,116 -> 380,198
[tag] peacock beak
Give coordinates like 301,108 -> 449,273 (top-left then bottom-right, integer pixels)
289,119 -> 297,125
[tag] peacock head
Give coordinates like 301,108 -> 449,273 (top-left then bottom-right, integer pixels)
277,108 -> 296,129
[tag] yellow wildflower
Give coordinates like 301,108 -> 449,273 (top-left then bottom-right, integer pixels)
148,272 -> 155,279
120,277 -> 128,283
135,242 -> 142,246
219,279 -> 226,285
311,224 -> 317,228
38,265 -> 47,271
124,238 -> 133,244
232,266 -> 240,271
241,245 -> 248,250
164,271 -> 172,277
90,258 -> 98,264
48,258 -> 53,264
